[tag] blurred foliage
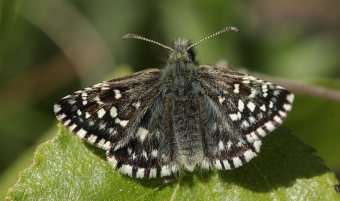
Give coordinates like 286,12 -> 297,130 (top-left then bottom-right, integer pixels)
5,125 -> 340,200
0,0 -> 340,198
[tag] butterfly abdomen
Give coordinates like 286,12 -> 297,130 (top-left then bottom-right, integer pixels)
168,92 -> 204,171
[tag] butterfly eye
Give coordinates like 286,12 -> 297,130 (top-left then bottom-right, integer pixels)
187,48 -> 196,62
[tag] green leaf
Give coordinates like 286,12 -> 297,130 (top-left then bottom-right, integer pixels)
284,79 -> 340,169
6,125 -> 339,201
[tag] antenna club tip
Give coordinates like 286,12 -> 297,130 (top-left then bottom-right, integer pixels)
122,34 -> 135,40
225,26 -> 240,32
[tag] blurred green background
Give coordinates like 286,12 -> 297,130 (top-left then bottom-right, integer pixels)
0,0 -> 339,193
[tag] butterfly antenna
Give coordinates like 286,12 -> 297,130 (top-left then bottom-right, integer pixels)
187,26 -> 239,50
122,34 -> 173,51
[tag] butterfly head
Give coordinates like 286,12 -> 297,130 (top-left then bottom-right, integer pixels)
168,38 -> 196,64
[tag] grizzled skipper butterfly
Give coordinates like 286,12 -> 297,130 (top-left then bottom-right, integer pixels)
54,27 -> 294,178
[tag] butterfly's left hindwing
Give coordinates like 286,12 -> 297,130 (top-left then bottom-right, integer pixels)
54,69 -> 162,151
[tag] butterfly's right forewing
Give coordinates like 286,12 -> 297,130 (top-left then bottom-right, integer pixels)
54,69 -> 162,149
54,68 -> 180,178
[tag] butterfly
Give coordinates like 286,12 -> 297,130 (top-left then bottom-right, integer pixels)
54,27 -> 294,179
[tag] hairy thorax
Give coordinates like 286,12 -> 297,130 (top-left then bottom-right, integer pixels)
160,39 -> 205,171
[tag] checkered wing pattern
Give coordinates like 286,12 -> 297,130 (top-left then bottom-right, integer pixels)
197,65 -> 294,170
54,69 -> 177,178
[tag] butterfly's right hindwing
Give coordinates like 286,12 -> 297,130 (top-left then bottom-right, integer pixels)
107,96 -> 179,178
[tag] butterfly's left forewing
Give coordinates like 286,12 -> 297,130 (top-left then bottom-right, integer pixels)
197,64 -> 294,170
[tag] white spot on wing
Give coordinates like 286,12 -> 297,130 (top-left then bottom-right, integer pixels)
54,104 -> 61,113
87,134 -> 97,144
142,150 -> 148,159
62,95 -> 72,99
233,157 -> 243,168
77,128 -> 87,138
218,141 -> 225,151
94,83 -> 103,87
274,90 -> 281,96
260,104 -> 266,111
69,123 -> 77,131
103,141 -> 112,150
227,141 -> 233,149
99,123 -> 106,130
149,168 -> 157,178
274,115 -> 283,124
249,116 -> 256,123
97,139 -> 106,148
256,127 -> 266,137
222,160 -> 231,169
279,110 -> 287,118
244,149 -> 257,162
229,113 -> 238,121
57,113 -> 66,120
136,168 -> 145,178
133,102 -> 141,109
247,102 -> 256,112
283,104 -> 292,111
110,106 -> 118,118
161,166 -> 171,177
242,120 -> 250,128
151,149 -> 158,158
249,89 -> 256,98
262,84 -> 268,93
119,120 -> 129,127
242,79 -> 250,84
215,160 -> 222,169
64,119 -> 71,125
68,100 -> 76,105
253,141 -> 262,152
201,159 -> 210,169
136,127 -> 149,142
233,83 -> 240,93
287,94 -> 294,103
248,76 -> 257,80
107,155 -> 117,168
237,112 -> 242,119
246,132 -> 259,143
114,89 -> 122,99
94,96 -> 103,105
218,96 -> 225,104
265,122 -> 275,131
120,164 -> 133,176
238,99 -> 244,111
127,148 -> 132,154
97,108 -> 106,118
